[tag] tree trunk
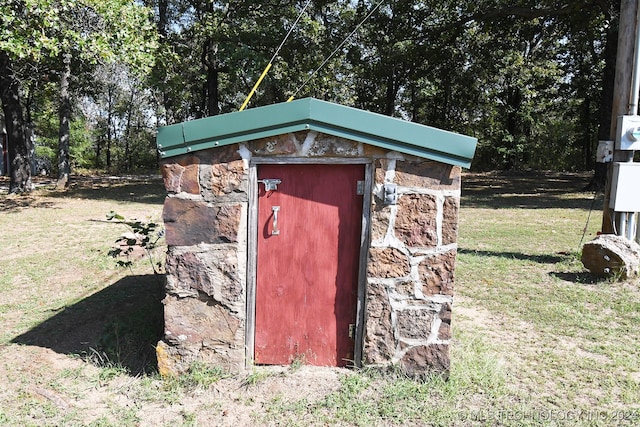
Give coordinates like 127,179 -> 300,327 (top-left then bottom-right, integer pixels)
505,84 -> 524,170
106,130 -> 112,169
156,0 -> 175,124
0,51 -> 32,193
106,85 -> 113,169
124,87 -> 135,171
57,53 -> 72,189
384,67 -> 396,117
206,65 -> 220,116
202,39 -> 221,117
95,134 -> 102,168
158,0 -> 168,39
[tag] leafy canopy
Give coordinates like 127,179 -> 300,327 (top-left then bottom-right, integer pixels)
0,0 -> 157,73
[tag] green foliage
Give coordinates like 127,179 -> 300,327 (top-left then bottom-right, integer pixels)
343,0 -> 609,171
258,340 -> 507,426
2,0 -> 618,173
242,368 -> 281,387
106,211 -> 164,274
31,87 -> 97,173
1,0 -> 158,180
0,0 -> 157,70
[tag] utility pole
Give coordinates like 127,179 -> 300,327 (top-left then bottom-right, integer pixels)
601,0 -> 639,241
577,0 -> 640,277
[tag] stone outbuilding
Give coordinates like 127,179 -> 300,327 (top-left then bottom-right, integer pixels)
155,98 -> 476,377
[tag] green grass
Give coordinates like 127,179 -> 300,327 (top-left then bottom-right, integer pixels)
255,329 -> 509,426
453,172 -> 640,425
242,367 -> 282,387
163,362 -> 230,391
0,172 -> 639,426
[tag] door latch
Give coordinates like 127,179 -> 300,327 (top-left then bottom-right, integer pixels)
258,178 -> 281,191
348,324 -> 355,339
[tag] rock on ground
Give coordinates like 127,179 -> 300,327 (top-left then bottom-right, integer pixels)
581,234 -> 640,278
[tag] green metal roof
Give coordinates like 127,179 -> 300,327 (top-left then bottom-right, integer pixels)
156,98 -> 477,168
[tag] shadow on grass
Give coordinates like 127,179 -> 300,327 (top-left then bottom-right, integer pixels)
462,171 -> 602,210
458,248 -> 571,264
550,271 -> 602,284
458,249 -> 608,285
0,197 -> 59,212
459,248 -> 605,284
50,175 -> 166,205
0,176 -> 165,213
11,275 -> 164,375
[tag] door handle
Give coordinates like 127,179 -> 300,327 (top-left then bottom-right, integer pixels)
271,206 -> 280,235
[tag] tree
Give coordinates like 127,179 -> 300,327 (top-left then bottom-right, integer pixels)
350,0 -> 613,171
85,63 -> 158,171
0,1 -> 49,193
0,51 -> 32,193
2,0 -> 622,180
146,0 -> 354,122
0,0 -> 157,192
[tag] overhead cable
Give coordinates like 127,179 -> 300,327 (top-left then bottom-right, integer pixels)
287,0 -> 386,102
239,0 -> 313,111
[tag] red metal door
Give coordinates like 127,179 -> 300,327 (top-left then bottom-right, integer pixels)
255,163 -> 364,367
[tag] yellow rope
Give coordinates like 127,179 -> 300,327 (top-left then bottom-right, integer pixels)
239,63 -> 272,111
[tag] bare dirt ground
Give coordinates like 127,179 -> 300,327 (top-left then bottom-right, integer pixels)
0,344 -> 347,426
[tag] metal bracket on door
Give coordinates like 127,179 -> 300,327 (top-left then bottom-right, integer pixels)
258,178 -> 281,191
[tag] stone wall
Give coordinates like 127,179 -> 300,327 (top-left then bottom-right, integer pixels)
365,157 -> 460,377
157,145 -> 248,376
157,131 -> 461,377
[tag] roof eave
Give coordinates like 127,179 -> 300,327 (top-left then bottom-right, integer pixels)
156,98 -> 477,168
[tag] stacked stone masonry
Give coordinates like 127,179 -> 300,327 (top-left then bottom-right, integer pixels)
157,131 -> 461,378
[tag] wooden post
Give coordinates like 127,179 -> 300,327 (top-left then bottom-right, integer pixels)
603,0 -> 638,233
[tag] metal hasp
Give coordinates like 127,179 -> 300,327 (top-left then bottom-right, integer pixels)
271,206 -> 280,235
383,183 -> 398,205
258,178 -> 281,191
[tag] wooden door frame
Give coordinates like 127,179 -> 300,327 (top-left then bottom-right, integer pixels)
245,157 -> 373,368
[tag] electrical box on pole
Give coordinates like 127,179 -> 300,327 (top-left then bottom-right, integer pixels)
616,115 -> 640,150
596,140 -> 614,162
609,162 -> 640,212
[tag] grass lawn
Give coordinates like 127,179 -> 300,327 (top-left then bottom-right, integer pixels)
455,172 -> 639,426
0,172 -> 638,426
